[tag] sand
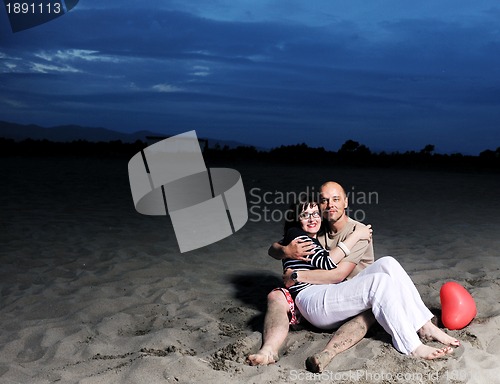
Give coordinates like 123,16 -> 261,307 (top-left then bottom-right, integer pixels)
1,156 -> 499,384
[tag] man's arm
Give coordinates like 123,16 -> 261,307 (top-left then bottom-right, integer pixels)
284,237 -> 371,286
269,223 -> 371,262
268,237 -> 315,261
283,260 -> 356,287
283,223 -> 372,285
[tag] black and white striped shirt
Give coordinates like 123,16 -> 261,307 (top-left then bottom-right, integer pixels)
281,227 -> 337,297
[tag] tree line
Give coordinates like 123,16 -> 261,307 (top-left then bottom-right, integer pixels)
1,137 -> 499,171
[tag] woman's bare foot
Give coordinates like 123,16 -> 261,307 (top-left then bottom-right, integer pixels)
411,344 -> 454,360
305,351 -> 333,373
247,347 -> 279,366
418,321 -> 460,346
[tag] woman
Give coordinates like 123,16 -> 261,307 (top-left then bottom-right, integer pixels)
283,197 -> 460,360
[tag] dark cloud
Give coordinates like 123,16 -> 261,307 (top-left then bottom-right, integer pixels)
1,2 -> 499,154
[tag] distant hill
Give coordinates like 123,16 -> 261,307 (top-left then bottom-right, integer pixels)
0,121 -> 257,149
1,121 -> 499,171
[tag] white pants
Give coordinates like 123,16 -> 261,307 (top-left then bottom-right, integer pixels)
295,256 -> 433,355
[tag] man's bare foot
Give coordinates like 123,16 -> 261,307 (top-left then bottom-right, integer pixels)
305,351 -> 333,373
411,344 -> 454,360
418,321 -> 460,346
247,348 -> 279,366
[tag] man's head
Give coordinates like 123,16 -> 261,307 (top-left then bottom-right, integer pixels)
319,181 -> 348,225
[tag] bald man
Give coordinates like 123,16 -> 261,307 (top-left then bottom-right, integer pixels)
248,182 -> 376,372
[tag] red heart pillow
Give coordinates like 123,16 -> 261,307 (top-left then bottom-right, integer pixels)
440,281 -> 477,330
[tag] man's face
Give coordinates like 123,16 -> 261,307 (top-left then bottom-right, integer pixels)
319,183 -> 348,223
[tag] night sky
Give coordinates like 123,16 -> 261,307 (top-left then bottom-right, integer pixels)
1,1 -> 500,154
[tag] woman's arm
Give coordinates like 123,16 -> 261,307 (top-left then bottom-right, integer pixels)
327,224 -> 372,264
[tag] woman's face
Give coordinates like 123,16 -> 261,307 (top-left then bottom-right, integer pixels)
299,204 -> 322,237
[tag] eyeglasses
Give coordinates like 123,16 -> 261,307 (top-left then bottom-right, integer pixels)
299,211 -> 321,220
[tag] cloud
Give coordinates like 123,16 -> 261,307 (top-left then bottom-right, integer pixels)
152,83 -> 183,93
35,49 -> 122,63
31,62 -> 81,74
190,65 -> 210,77
0,97 -> 26,108
1,1 -> 500,154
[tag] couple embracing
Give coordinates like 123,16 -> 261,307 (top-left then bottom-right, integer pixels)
248,181 -> 460,373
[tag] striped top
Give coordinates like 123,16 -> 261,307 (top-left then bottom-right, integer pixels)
281,227 -> 337,297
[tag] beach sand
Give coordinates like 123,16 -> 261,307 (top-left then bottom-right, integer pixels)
1,156 -> 499,384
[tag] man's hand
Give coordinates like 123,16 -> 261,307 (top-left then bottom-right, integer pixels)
284,238 -> 315,261
283,268 -> 295,289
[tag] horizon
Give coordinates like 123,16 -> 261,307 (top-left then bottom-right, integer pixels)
1,1 -> 500,155
2,119 -> 500,157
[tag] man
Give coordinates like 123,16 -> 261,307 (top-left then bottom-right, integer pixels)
247,181 -> 376,372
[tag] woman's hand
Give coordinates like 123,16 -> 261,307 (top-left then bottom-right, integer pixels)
354,224 -> 373,242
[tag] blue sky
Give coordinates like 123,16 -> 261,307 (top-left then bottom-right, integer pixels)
1,0 -> 500,154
